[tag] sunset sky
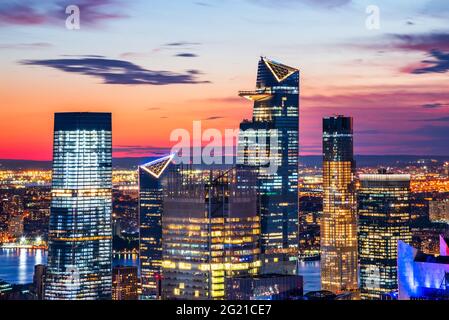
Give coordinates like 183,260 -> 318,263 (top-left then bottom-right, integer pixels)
1,0 -> 449,160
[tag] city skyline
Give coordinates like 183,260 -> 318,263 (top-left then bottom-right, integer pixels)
1,1 -> 449,160
2,0 -> 449,305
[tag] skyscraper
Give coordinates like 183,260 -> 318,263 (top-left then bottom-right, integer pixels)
138,154 -> 173,300
237,57 -> 299,274
358,172 -> 412,299
161,165 -> 260,300
112,266 -> 139,300
320,115 -> 358,293
45,112 -> 113,300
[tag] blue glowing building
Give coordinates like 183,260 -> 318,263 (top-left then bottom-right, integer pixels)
398,236 -> 449,300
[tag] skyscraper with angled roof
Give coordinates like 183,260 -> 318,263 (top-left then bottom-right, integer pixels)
138,154 -> 174,300
237,57 -> 299,274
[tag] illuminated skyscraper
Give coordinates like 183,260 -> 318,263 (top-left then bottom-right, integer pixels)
320,115 -> 358,293
358,172 -> 412,299
112,266 -> 139,300
237,57 -> 299,274
45,112 -> 113,300
138,154 -> 173,300
161,165 -> 260,300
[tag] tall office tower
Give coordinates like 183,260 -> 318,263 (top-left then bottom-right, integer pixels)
358,172 -> 412,299
45,113 -> 113,300
320,115 -> 358,294
138,154 -> 173,300
237,57 -> 299,274
162,165 -> 261,300
112,266 -> 139,300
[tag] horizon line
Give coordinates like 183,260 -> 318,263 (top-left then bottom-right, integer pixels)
1,154 -> 449,162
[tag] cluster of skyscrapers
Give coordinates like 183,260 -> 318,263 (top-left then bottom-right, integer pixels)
40,57 -> 443,300
320,115 -> 414,299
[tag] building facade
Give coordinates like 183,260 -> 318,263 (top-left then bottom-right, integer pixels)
138,154 -> 173,300
45,112 -> 113,300
320,115 -> 358,293
161,165 -> 260,300
237,57 -> 299,274
429,199 -> 449,224
358,173 -> 412,299
112,266 -> 139,300
226,274 -> 303,300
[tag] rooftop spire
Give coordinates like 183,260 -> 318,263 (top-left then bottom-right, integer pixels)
140,154 -> 174,179
262,57 -> 298,82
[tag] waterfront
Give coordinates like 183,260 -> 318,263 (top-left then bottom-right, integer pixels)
0,248 -> 139,285
297,260 -> 321,293
0,249 -> 321,293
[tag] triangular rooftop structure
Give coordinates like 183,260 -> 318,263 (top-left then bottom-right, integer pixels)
262,57 -> 298,82
140,154 -> 174,179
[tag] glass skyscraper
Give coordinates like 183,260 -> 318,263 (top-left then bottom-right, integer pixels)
358,172 -> 412,299
138,154 -> 173,300
45,112 -> 113,300
237,57 -> 299,274
320,115 -> 358,294
161,165 -> 260,300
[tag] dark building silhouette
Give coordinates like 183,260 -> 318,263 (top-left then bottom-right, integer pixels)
33,264 -> 47,300
226,274 -> 303,300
